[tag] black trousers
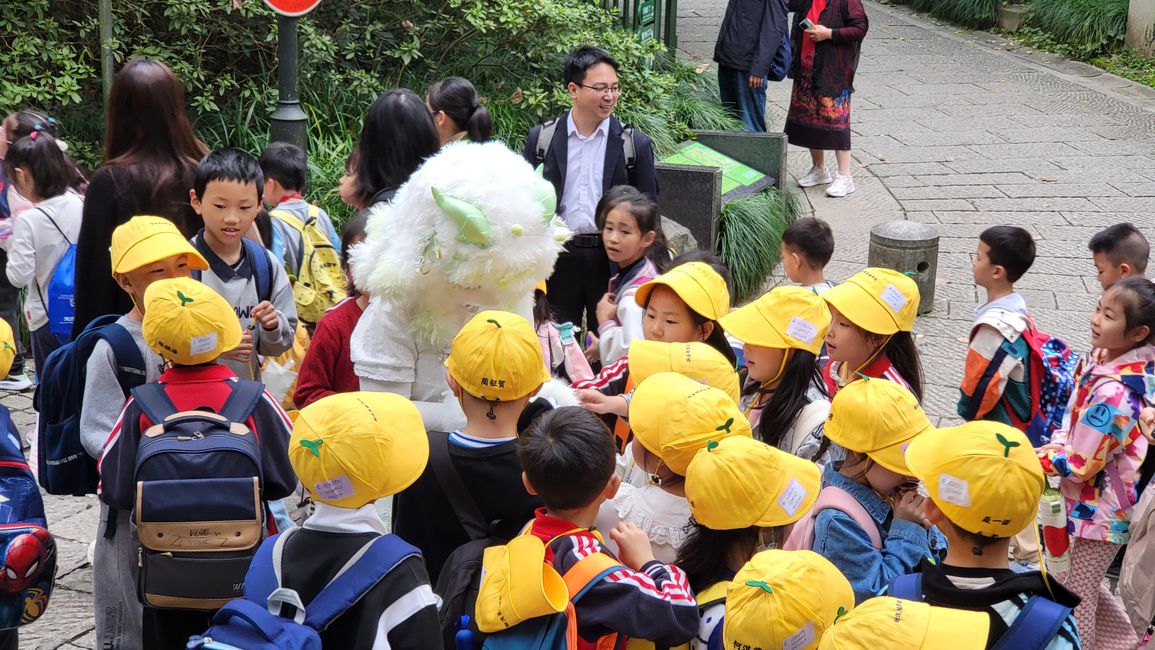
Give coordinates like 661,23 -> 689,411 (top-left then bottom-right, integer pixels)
546,241 -> 611,332
142,606 -> 213,648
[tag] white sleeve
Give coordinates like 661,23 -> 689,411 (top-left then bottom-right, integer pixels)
5,214 -> 36,288
598,298 -> 646,365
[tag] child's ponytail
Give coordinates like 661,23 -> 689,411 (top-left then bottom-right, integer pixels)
3,111 -> 86,193
879,331 -> 924,402
2,130 -> 75,200
1112,276 -> 1155,346
750,349 -> 827,450
595,185 -> 671,272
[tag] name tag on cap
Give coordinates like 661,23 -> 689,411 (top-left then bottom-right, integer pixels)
881,283 -> 908,314
778,478 -> 808,517
785,317 -> 818,345
938,473 -> 971,507
189,333 -> 218,356
783,622 -> 815,650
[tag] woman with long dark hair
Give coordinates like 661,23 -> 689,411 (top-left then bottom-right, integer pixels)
354,89 -> 440,207
72,59 -> 208,335
785,0 -> 868,198
426,77 -> 492,145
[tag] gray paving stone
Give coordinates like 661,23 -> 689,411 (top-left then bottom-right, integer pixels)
997,182 -> 1123,198
891,185 -> 1006,200
971,197 -> 1103,212
945,158 -> 1063,174
915,172 -> 1035,185
900,198 -> 977,212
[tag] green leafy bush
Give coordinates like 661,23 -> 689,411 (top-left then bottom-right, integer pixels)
2,0 -> 737,226
890,0 -> 998,29
715,188 -> 801,304
1025,0 -> 1127,56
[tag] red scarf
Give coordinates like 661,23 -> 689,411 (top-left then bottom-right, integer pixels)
801,0 -> 828,65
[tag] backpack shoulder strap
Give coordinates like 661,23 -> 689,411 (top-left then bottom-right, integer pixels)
535,118 -> 561,167
243,238 -> 274,303
304,533 -> 422,630
95,323 -> 147,395
696,580 -> 731,608
219,380 -> 267,424
961,339 -> 1013,422
562,551 -> 623,602
427,430 -> 491,540
991,596 -> 1071,650
270,208 -> 306,232
814,485 -> 882,549
887,573 -> 923,600
621,126 -> 637,174
130,382 -> 178,427
243,529 -> 291,604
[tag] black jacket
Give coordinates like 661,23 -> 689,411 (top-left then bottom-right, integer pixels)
714,0 -> 790,77
522,112 -> 659,213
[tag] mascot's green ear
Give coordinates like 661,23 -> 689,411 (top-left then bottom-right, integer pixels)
532,175 -> 558,224
432,187 -> 493,248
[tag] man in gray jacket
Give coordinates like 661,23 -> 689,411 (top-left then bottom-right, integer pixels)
713,0 -> 790,132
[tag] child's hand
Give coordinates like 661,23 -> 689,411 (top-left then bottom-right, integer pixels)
893,490 -> 927,527
577,389 -> 628,417
585,333 -> 601,364
1036,443 -> 1063,457
596,292 -> 618,325
610,522 -> 656,571
222,330 -> 254,363
250,301 -> 280,331
1140,407 -> 1155,443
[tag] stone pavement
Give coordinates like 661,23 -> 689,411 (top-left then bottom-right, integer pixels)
677,0 -> 1155,425
6,2 -> 1155,646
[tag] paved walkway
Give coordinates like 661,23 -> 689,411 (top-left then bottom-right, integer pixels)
6,3 -> 1155,647
678,0 -> 1155,424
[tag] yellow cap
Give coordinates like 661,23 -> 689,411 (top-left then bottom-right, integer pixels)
476,534 -> 569,633
905,421 -> 1044,537
289,392 -> 429,508
719,286 -> 832,356
142,278 -> 241,365
724,550 -> 854,650
627,340 -> 740,403
686,436 -> 820,529
822,268 -> 919,335
634,262 -> 730,320
110,215 -> 208,274
817,597 -> 990,650
446,310 -> 550,402
0,319 -> 15,378
824,378 -> 932,474
629,372 -> 752,475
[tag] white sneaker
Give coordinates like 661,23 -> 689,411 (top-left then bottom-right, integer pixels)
797,166 -> 833,188
0,373 -> 32,391
825,174 -> 856,197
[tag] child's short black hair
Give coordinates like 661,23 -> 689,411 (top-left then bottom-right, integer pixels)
564,46 -> 619,87
194,148 -> 264,201
944,519 -> 1003,557
1090,223 -> 1150,274
979,225 -> 1036,282
781,217 -> 834,268
1108,276 -> 1155,345
259,142 -> 306,192
517,407 -> 616,511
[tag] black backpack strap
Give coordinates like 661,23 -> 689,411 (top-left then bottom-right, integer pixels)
621,126 -> 637,174
534,117 -> 561,167
130,382 -> 179,427
220,380 -> 267,424
427,431 -> 491,540
95,323 -> 147,395
242,238 -> 274,304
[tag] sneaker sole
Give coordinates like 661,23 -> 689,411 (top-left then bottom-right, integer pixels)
826,186 -> 856,197
798,176 -> 833,188
0,382 -> 33,391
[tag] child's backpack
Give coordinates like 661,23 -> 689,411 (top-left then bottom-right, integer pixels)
187,527 -> 420,650
783,485 -> 881,551
34,314 -> 146,496
271,206 -> 344,324
473,531 -> 622,650
129,379 -> 268,610
962,317 -> 1077,446
29,206 -> 77,343
192,237 -> 274,304
888,573 -> 1071,650
0,411 -> 56,629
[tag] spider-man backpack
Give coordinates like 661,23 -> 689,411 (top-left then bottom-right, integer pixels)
0,410 -> 55,628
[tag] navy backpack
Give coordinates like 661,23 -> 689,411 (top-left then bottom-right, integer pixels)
34,314 -> 146,495
188,527 -> 420,649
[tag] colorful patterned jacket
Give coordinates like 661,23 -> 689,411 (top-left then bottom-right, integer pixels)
1041,345 -> 1155,544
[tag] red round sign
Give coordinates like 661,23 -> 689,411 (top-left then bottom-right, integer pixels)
263,0 -> 322,17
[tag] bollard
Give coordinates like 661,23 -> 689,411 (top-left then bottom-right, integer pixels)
868,221 -> 939,315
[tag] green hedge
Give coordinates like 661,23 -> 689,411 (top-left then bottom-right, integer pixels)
889,0 -> 998,29
2,0 -> 738,224
1025,0 -> 1128,57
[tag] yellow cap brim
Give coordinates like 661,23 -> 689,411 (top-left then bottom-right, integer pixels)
114,231 -> 210,274
868,421 -> 934,475
635,276 -> 722,321
757,453 -> 822,527
923,603 -> 991,649
823,280 -> 901,335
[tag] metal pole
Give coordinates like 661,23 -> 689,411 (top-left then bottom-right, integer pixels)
269,14 -> 309,151
99,0 -> 114,106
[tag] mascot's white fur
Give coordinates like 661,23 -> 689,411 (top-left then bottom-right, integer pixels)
349,141 -> 573,430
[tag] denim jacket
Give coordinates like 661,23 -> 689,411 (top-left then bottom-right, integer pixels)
813,465 -> 946,603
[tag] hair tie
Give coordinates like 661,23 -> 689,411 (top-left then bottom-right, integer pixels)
55,139 -> 69,153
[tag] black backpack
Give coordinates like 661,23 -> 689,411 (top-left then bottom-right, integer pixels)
428,431 -> 510,650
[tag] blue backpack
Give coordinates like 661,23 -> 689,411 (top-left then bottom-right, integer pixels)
188,527 -> 420,650
29,206 -> 76,343
34,314 -> 146,496
0,407 -> 57,630
888,573 -> 1071,649
131,380 -> 267,611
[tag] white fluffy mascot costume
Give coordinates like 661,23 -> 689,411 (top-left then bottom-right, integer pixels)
349,141 -> 571,430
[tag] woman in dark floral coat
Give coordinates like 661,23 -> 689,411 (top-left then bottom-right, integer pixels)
785,0 -> 868,198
